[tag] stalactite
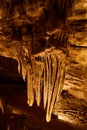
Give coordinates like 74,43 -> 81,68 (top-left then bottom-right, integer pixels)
27,57 -> 44,107
34,62 -> 39,106
27,50 -> 66,122
43,58 -> 48,109
46,56 -> 60,122
36,64 -> 41,106
18,61 -> 21,74
46,55 -> 52,122
18,61 -> 26,81
44,52 -> 66,122
21,63 -> 27,81
34,62 -> 44,106
27,65 -> 34,107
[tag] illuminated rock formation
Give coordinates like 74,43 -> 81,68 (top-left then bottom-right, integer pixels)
0,0 -> 87,129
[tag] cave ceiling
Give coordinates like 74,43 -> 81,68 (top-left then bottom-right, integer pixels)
0,0 -> 87,129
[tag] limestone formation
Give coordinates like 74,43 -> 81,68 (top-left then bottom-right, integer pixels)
0,0 -> 87,129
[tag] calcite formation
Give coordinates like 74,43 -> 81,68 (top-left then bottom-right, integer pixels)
27,48 -> 66,122
0,0 -> 74,122
0,0 -> 87,128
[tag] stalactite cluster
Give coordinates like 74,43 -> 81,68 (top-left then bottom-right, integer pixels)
26,48 -> 66,122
